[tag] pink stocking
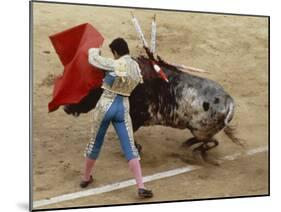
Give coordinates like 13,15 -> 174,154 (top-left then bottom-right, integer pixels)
82,157 -> 96,181
128,158 -> 145,189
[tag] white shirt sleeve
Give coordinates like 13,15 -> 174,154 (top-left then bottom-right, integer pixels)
88,48 -> 115,71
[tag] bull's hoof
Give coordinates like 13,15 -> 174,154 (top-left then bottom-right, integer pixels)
204,156 -> 221,166
192,150 -> 220,166
192,150 -> 205,165
135,143 -> 142,154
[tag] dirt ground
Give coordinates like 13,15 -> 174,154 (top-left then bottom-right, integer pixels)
32,2 -> 269,210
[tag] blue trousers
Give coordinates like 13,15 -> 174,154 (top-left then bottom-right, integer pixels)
85,92 -> 139,161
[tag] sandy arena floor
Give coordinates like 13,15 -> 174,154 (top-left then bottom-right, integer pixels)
32,2 -> 268,210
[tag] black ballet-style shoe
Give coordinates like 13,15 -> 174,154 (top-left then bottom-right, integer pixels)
138,188 -> 153,198
80,175 -> 93,188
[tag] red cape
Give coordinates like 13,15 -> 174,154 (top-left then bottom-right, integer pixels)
48,23 -> 105,112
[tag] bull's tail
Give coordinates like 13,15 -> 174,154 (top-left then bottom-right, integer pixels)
223,97 -> 245,146
224,125 -> 244,146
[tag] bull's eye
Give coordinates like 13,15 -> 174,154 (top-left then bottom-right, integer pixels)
203,102 -> 210,111
214,97 -> 220,104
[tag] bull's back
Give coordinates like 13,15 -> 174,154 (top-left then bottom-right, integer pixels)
130,68 -> 235,139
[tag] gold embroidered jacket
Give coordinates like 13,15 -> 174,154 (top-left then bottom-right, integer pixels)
88,48 -> 143,96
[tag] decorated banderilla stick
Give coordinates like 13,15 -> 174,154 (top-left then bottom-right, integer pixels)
131,12 -> 169,82
150,14 -> 157,55
168,62 -> 208,74
131,12 -> 148,48
131,13 -> 208,79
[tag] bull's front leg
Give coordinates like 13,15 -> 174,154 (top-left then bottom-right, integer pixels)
132,128 -> 143,155
131,117 -> 144,155
134,140 -> 143,154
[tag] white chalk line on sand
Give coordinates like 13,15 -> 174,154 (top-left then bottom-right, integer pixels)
33,146 -> 268,208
